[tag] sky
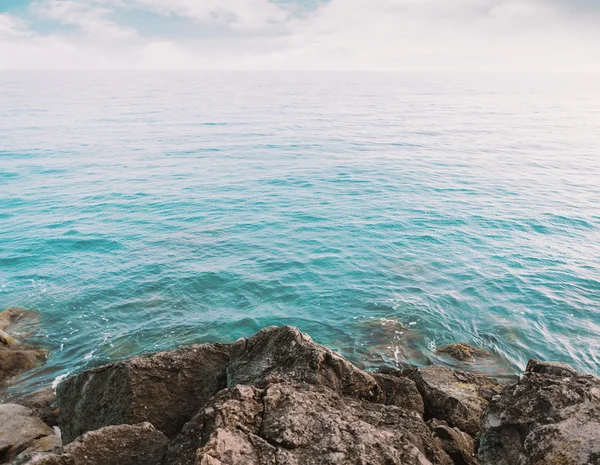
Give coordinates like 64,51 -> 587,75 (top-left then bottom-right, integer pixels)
1,0 -> 599,71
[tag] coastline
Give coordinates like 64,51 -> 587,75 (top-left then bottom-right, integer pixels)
1,321 -> 599,464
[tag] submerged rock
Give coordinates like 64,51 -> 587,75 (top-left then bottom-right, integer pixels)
436,344 -> 491,362
15,422 -> 167,465
479,360 -> 600,465
0,403 -> 61,463
409,366 -> 501,437
57,343 -> 231,443
0,309 -> 48,385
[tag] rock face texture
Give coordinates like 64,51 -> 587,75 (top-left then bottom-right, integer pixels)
167,382 -> 452,465
5,326 -> 600,465
14,423 -> 168,465
0,404 -> 61,462
57,343 -> 231,443
0,309 -> 48,385
409,366 -> 501,437
479,360 -> 600,465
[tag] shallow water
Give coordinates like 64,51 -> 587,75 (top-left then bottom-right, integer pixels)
1,71 -> 600,395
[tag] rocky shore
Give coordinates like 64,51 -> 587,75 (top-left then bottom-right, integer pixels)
1,322 -> 599,464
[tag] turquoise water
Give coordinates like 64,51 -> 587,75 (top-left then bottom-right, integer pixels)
1,72 -> 600,394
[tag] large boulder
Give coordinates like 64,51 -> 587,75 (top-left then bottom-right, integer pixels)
0,404 -> 61,463
14,422 -> 168,465
479,360 -> 600,465
166,382 -> 454,465
227,325 -> 419,408
57,343 -> 231,443
409,366 -> 501,437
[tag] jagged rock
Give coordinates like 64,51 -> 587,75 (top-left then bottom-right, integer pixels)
227,326 -> 381,401
166,382 -> 454,465
428,419 -> 478,465
0,404 -> 61,463
371,372 -> 425,416
57,343 -> 231,443
14,422 -> 168,465
479,360 -> 600,465
436,344 -> 490,362
409,366 -> 501,437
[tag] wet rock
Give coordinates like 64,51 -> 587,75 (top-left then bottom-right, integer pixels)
0,310 -> 48,385
478,360 -> 600,465
227,326 -> 381,401
0,403 -> 61,463
57,343 -> 231,443
409,366 -> 501,437
436,344 -> 490,362
428,419 -> 478,465
0,309 -> 40,338
167,382 -> 454,465
15,422 -> 168,465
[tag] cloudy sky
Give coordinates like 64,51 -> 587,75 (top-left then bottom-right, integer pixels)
1,0 -> 599,70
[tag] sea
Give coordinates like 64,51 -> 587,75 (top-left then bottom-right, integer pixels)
1,71 -> 599,396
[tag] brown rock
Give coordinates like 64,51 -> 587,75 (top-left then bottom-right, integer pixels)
166,382 -> 454,465
12,389 -> 59,428
436,344 -> 490,362
371,372 -> 425,416
479,360 -> 600,465
57,343 -> 231,443
428,419 -> 478,465
410,366 -> 501,437
15,422 -> 168,465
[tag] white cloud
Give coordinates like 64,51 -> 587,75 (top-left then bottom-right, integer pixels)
0,0 -> 599,70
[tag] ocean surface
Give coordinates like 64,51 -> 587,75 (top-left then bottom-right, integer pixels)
1,71 -> 600,395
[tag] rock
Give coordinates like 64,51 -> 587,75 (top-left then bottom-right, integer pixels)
0,403 -> 61,462
166,382 -> 454,465
428,419 -> 478,465
371,372 -> 425,416
479,360 -> 600,465
227,326 -> 381,402
0,349 -> 49,383
0,309 -> 40,337
12,389 -> 59,427
525,359 -> 579,377
436,344 -> 490,362
0,309 -> 48,385
409,366 -> 501,437
57,343 -> 231,443
14,422 -> 168,465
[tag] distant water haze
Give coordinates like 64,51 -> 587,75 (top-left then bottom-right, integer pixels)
1,71 -> 599,395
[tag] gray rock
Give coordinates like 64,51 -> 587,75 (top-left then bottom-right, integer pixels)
227,326 -> 381,402
167,382 -> 454,465
14,422 -> 168,465
410,366 -> 501,437
479,360 -> 600,465
0,404 -> 61,463
11,389 -> 59,428
57,343 -> 231,443
428,419 -> 478,465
